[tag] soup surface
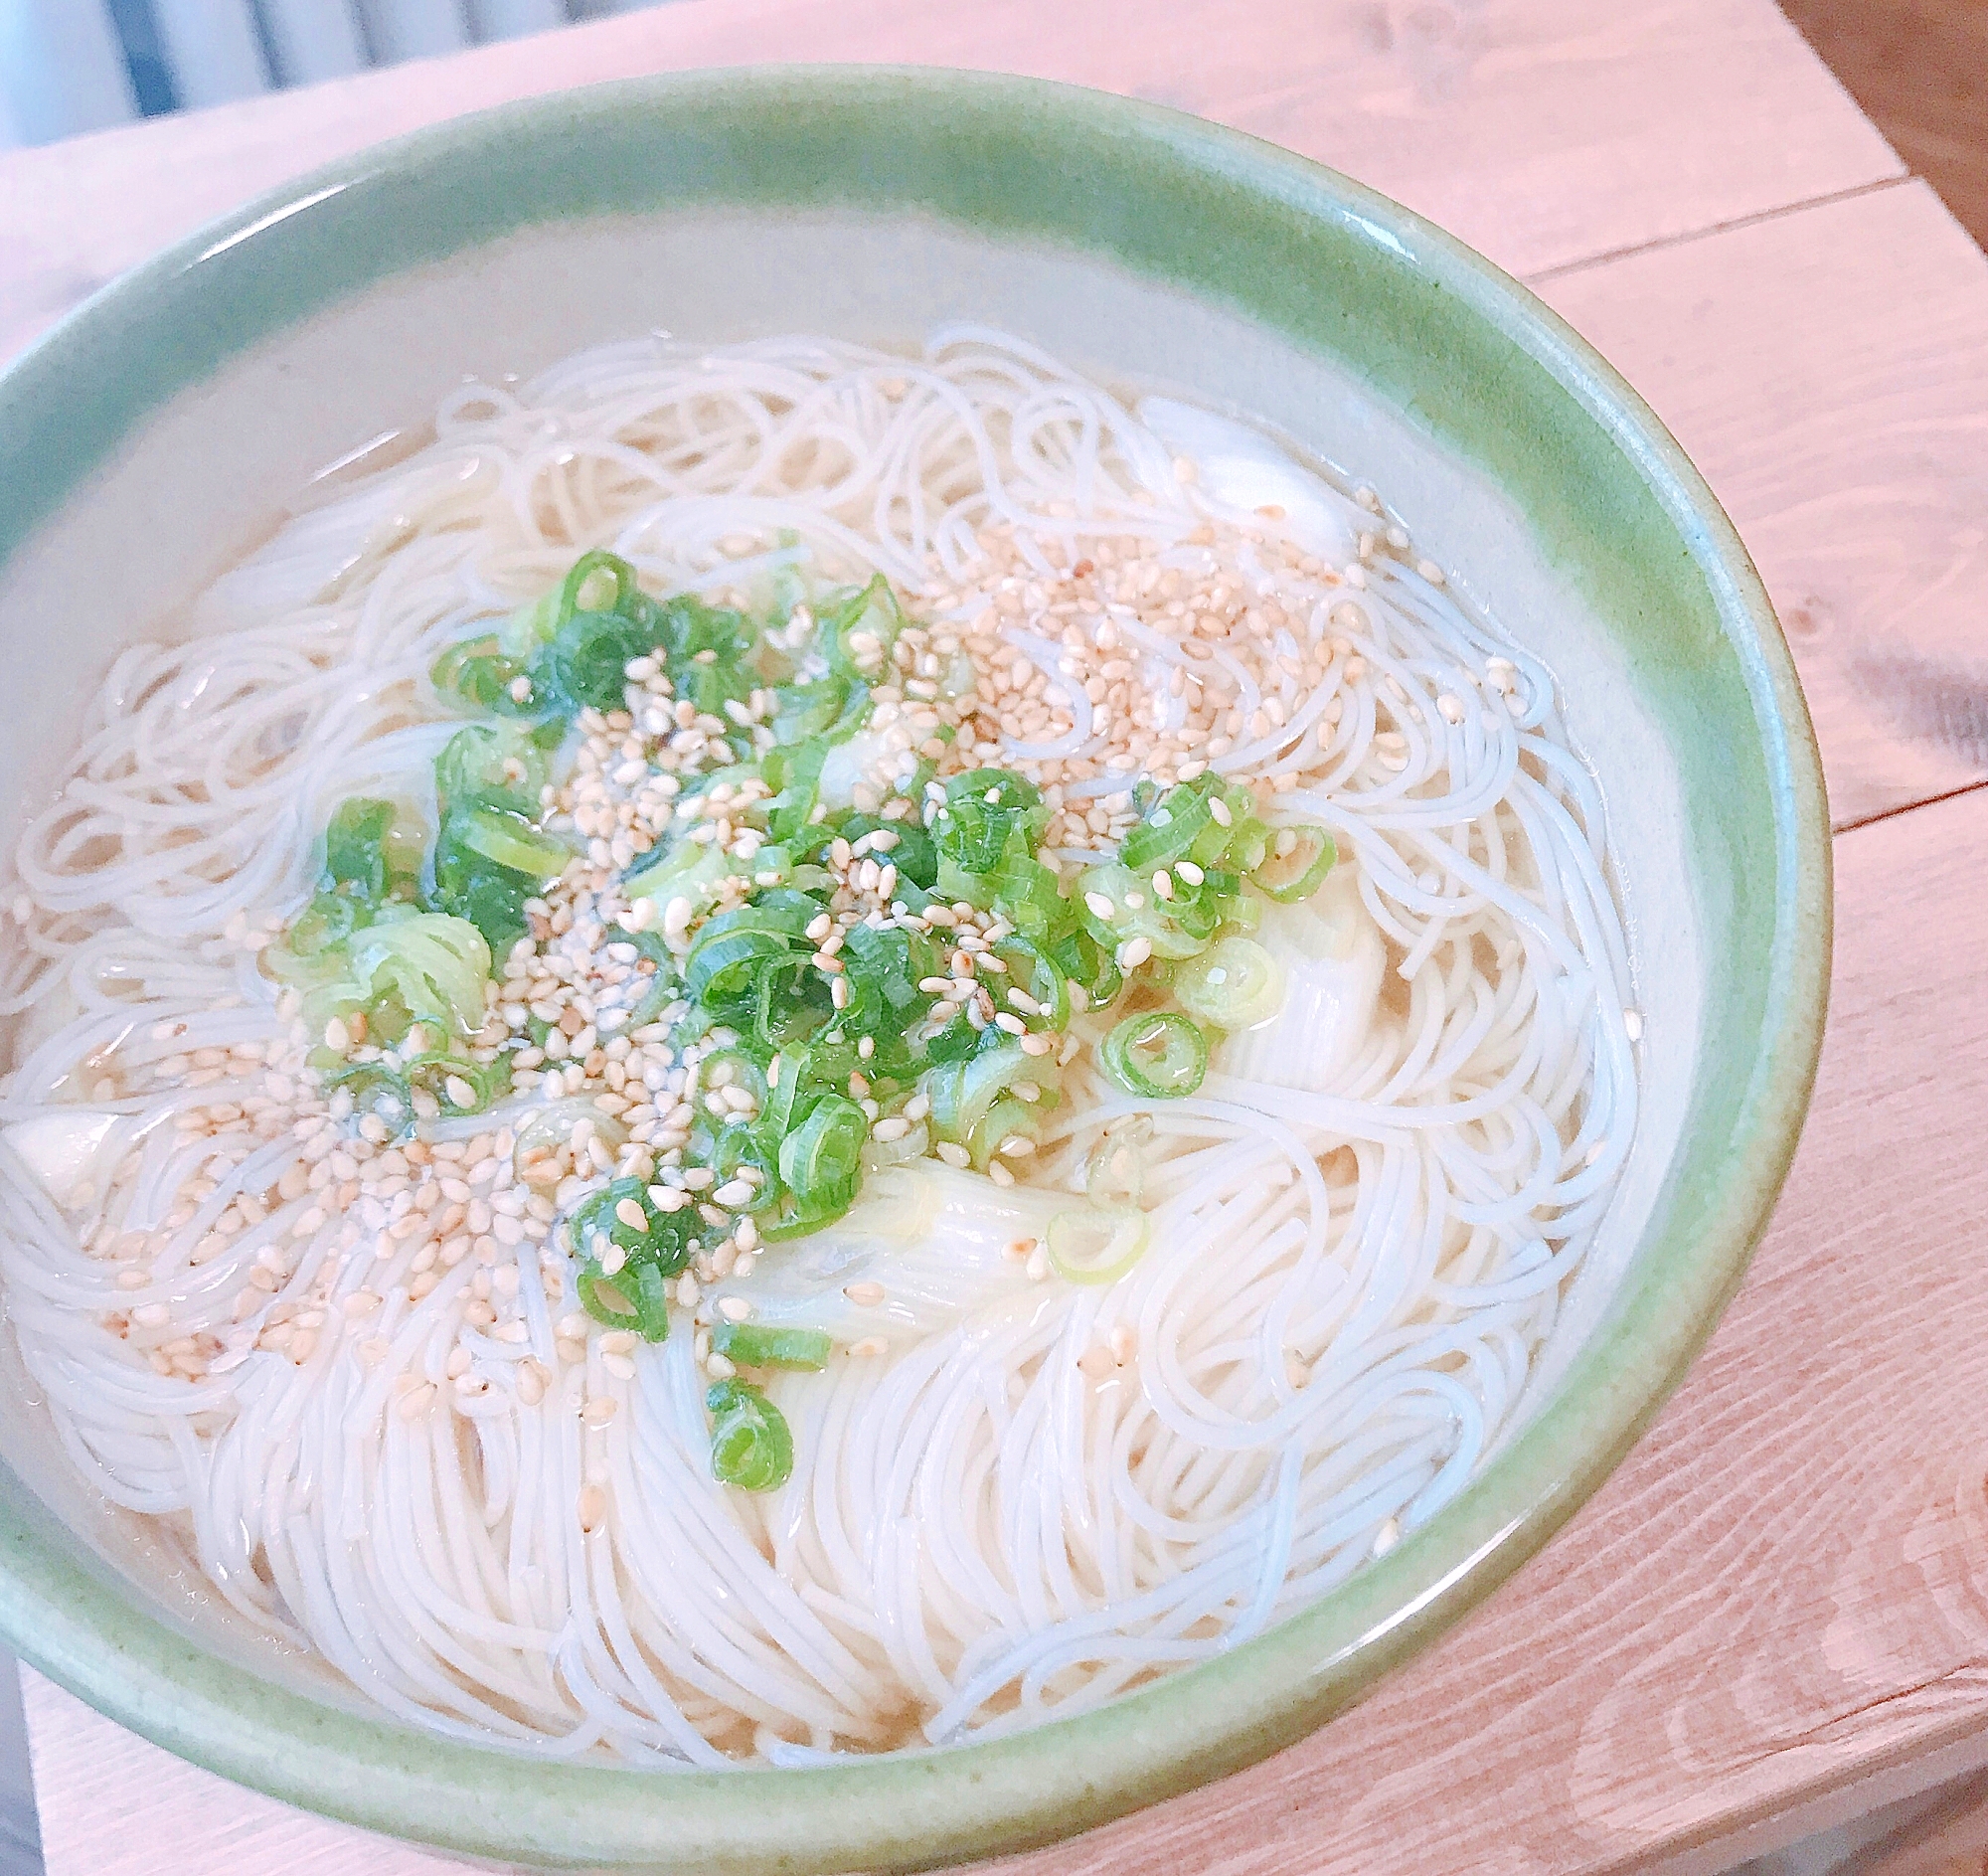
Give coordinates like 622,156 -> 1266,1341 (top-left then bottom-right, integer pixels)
0,330 -> 1636,1761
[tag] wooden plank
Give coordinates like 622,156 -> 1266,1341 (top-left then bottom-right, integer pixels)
20,1669 -> 455,1876
0,0 -> 1901,366
1538,181 -> 1988,830
23,753 -> 1988,1875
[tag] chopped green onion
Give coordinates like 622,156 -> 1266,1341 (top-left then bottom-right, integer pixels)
932,767 -> 1045,875
1121,784 -> 1213,873
434,723 -> 549,815
1046,1204 -> 1149,1284
707,1380 -> 794,1491
993,937 -> 1070,1029
1099,1011 -> 1208,1099
1173,936 -> 1286,1030
1075,863 -> 1216,961
1251,827 -> 1336,903
429,866 -> 535,955
709,1322 -> 833,1371
323,798 -> 405,902
621,835 -> 740,911
571,1177 -> 696,1279
533,609 -> 652,717
922,1038 -> 1057,1168
430,635 -> 534,716
346,913 -> 492,1042
775,1095 -> 868,1221
820,575 -> 905,677
448,805 -> 571,882
628,1264 -> 671,1341
280,890 -> 364,962
578,1267 -> 637,1329
405,1052 -> 497,1116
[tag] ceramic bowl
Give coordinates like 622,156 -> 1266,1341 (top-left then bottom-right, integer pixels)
0,67 -> 1829,1874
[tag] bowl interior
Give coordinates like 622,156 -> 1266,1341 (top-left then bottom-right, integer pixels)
0,70 -> 1827,1874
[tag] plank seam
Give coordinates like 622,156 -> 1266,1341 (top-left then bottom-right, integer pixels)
1833,775 -> 1988,841
1522,174 -> 1913,285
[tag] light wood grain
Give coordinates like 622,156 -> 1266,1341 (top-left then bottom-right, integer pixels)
28,779 -> 1988,1874
1538,180 -> 1988,831
0,0 -> 1901,367
21,1669 -> 461,1876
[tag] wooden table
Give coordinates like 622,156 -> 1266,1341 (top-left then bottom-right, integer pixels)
6,1 -> 1988,1870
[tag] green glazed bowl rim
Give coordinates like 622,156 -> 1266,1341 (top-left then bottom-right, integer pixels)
0,66 -> 1829,1873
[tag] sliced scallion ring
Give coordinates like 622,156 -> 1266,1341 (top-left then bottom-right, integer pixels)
707,1380 -> 795,1491
1251,826 -> 1336,903
776,1095 -> 868,1217
1046,1204 -> 1150,1284
1173,936 -> 1286,1030
1099,1011 -> 1208,1099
